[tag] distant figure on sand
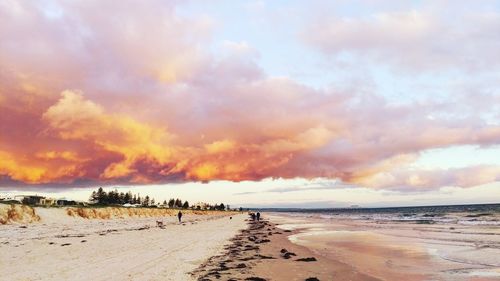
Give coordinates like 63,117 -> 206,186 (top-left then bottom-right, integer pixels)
156,220 -> 164,228
250,213 -> 256,221
178,211 -> 183,223
256,212 -> 261,221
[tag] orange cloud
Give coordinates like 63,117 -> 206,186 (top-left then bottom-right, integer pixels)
0,151 -> 46,184
42,91 -> 180,182
2,90 -> 335,185
2,64 -> 500,189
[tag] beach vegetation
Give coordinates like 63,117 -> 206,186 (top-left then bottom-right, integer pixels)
87,188 -> 231,211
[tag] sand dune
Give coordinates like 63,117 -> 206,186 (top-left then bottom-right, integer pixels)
0,203 -> 41,224
0,203 -> 238,224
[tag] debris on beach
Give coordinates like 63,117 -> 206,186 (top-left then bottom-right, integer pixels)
296,257 -> 317,262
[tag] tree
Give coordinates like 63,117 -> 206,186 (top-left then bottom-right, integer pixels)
168,198 -> 175,208
119,192 -> 125,204
90,191 -> 98,203
182,201 -> 189,209
97,187 -> 107,204
163,200 -> 167,206
113,189 -> 120,204
219,203 -> 225,211
175,198 -> 182,208
88,188 -> 166,207
107,190 -> 116,204
124,192 -> 131,204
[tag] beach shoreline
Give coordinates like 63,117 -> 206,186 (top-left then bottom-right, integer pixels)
265,212 -> 500,281
191,216 -> 375,281
4,205 -> 500,281
192,210 -> 500,281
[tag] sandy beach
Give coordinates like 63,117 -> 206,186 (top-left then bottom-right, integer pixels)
3,204 -> 500,281
2,205 -> 369,281
0,204 -> 245,281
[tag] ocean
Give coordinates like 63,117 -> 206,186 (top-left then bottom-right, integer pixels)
262,203 -> 500,226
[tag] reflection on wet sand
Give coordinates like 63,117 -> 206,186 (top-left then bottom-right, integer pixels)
270,214 -> 500,281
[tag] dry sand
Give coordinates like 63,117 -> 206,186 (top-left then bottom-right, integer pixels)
0,204 -> 246,281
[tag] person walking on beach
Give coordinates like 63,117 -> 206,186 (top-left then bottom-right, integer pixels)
177,211 -> 183,223
256,212 -> 261,221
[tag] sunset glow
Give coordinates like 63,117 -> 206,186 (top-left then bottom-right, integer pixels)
1,1 -> 499,206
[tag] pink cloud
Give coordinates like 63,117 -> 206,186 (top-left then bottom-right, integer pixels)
357,165 -> 500,190
0,1 -> 499,190
301,4 -> 500,72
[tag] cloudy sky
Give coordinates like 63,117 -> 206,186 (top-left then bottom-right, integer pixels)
1,0 -> 499,207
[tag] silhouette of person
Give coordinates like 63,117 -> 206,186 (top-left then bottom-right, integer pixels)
251,213 -> 256,221
178,211 -> 183,223
256,212 -> 261,221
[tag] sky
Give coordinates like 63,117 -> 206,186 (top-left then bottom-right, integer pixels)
0,0 -> 499,207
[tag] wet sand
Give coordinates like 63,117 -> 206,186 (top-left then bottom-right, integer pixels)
270,213 -> 500,281
191,218 -> 377,281
192,212 -> 500,281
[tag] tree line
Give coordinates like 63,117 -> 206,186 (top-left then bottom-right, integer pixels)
89,187 -> 228,210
